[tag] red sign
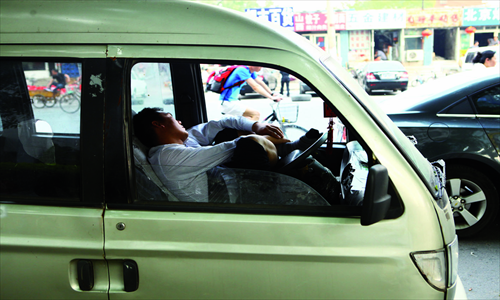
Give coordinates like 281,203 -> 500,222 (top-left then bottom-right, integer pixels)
406,8 -> 462,28
294,13 -> 328,32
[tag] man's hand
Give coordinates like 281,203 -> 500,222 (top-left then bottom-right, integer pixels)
265,136 -> 290,145
252,122 -> 284,139
271,93 -> 282,102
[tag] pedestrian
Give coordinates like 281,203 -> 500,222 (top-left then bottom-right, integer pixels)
472,50 -> 497,70
279,71 -> 290,97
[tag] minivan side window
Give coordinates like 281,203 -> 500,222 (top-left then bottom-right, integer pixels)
0,60 -> 81,202
129,61 -> 398,217
131,62 -> 174,117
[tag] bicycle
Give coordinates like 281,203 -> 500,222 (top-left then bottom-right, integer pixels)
411,71 -> 437,87
263,101 -> 308,141
30,85 -> 81,113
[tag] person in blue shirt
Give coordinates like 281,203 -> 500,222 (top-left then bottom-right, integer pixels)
220,66 -> 282,121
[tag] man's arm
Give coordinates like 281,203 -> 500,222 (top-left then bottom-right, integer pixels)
246,77 -> 281,102
187,116 -> 283,146
153,142 -> 239,175
186,116 -> 255,146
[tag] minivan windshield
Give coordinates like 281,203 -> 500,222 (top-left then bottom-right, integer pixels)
320,54 -> 438,198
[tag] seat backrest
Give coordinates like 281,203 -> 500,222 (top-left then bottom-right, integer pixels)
133,136 -> 179,202
18,119 -> 55,164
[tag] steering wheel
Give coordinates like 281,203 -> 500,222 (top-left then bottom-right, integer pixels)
277,131 -> 328,173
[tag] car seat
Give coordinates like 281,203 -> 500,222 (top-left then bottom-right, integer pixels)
131,110 -> 178,202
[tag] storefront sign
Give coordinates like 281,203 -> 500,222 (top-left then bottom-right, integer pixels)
406,9 -> 462,28
332,12 -> 347,31
245,7 -> 294,29
294,13 -> 327,32
345,10 -> 406,30
462,7 -> 500,26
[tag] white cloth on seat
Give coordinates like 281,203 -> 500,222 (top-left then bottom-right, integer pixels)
133,136 -> 179,201
18,119 -> 55,164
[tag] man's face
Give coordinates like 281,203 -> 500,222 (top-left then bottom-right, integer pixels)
51,70 -> 57,75
157,112 -> 189,141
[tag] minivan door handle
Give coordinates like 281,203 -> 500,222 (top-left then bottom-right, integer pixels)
77,260 -> 94,291
123,260 -> 139,292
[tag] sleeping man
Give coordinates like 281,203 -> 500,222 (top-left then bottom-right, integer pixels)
133,107 -> 321,202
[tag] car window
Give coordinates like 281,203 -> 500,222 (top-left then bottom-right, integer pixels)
439,98 -> 474,115
0,60 -> 81,202
464,51 -> 476,63
470,85 -> 500,115
131,62 -> 174,117
128,60 -> 391,215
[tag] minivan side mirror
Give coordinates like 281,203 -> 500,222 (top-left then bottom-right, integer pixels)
361,164 -> 391,226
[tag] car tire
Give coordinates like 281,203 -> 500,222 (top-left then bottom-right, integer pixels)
364,86 -> 372,95
446,164 -> 499,238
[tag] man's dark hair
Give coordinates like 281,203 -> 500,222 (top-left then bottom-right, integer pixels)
133,107 -> 164,148
228,138 -> 271,171
473,50 -> 496,64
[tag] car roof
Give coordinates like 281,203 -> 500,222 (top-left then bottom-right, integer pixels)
380,68 -> 500,113
0,0 -> 321,60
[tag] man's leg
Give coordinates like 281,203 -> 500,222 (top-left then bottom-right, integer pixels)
222,100 -> 260,121
242,107 -> 260,121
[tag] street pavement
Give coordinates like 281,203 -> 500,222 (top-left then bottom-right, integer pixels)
458,219 -> 500,300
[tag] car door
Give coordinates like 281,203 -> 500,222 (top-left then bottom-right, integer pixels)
0,59 -> 107,299
469,84 -> 500,156
100,59 -> 439,300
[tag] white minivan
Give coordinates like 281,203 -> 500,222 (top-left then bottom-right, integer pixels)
0,1 -> 466,299
460,45 -> 499,71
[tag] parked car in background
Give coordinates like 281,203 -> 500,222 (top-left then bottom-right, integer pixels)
380,68 -> 500,237
460,45 -> 499,71
354,61 -> 408,95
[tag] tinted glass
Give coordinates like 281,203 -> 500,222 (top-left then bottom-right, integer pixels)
131,63 -> 174,118
0,60 -> 81,202
440,98 -> 474,114
131,61 -> 356,209
470,85 -> 500,115
27,63 -> 81,134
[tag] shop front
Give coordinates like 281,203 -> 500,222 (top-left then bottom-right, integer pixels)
344,10 -> 406,67
461,7 -> 499,50
405,8 -> 462,66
